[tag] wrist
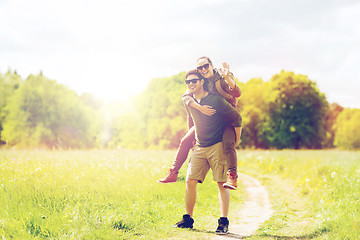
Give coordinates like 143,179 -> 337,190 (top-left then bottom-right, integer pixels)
190,102 -> 201,111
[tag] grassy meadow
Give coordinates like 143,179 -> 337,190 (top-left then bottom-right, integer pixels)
0,149 -> 243,239
238,150 -> 360,239
1,149 -> 360,239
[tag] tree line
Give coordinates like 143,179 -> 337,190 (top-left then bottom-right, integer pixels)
0,69 -> 359,150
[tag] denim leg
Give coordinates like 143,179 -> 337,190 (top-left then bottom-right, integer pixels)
222,124 -> 237,174
171,127 -> 196,172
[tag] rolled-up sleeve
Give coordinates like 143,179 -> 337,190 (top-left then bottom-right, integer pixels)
220,72 -> 241,98
182,89 -> 195,107
229,83 -> 241,98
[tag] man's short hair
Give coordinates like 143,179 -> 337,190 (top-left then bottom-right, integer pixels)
185,69 -> 203,79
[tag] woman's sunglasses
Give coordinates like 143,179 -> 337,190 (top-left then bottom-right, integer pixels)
197,63 -> 210,71
185,79 -> 201,85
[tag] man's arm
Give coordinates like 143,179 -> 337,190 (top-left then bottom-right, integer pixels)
217,97 -> 242,129
185,105 -> 194,129
189,102 -> 216,116
219,99 -> 242,146
182,89 -> 195,106
183,90 -> 216,116
234,127 -> 242,147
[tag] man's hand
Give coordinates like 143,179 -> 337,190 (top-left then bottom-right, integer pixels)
234,127 -> 242,147
189,102 -> 216,116
199,105 -> 216,116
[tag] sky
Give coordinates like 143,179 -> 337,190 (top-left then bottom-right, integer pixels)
1,0 -> 360,108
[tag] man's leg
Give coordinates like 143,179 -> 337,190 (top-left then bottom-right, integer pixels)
206,142 -> 230,234
216,182 -> 230,234
206,142 -> 230,215
174,146 -> 208,229
186,178 -> 198,217
217,182 -> 230,217
174,178 -> 197,229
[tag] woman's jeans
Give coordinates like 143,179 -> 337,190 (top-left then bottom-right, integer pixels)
171,125 -> 237,174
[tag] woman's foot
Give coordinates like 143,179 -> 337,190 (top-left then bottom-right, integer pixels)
157,169 -> 178,183
223,172 -> 237,190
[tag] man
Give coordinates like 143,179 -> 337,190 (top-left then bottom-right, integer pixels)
158,57 -> 241,190
174,69 -> 242,234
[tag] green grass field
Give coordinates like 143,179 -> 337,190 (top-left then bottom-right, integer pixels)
0,149 -> 243,239
1,149 -> 359,239
238,150 -> 360,239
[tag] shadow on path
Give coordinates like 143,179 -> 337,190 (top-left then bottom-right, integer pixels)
212,173 -> 274,240
255,227 -> 330,239
191,229 -> 247,239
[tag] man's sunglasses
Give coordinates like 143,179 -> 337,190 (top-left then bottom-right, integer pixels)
185,79 -> 201,85
197,63 -> 210,71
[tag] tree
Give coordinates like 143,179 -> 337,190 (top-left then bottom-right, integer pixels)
2,74 -> 99,148
109,72 -> 188,149
108,111 -> 147,149
324,103 -> 344,148
0,70 -> 23,144
236,78 -> 271,148
334,108 -> 360,150
263,71 -> 329,149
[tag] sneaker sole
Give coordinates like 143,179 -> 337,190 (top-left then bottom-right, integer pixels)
173,225 -> 193,229
215,231 -> 228,235
157,180 -> 177,183
223,183 -> 237,190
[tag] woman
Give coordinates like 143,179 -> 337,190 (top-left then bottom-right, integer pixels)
158,56 -> 242,190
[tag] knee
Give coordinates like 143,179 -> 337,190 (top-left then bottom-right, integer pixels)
186,178 -> 197,188
218,182 -> 230,192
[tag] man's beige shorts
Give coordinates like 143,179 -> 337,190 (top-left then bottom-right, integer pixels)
187,142 -> 227,183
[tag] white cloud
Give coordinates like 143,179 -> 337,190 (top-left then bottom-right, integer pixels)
0,0 -> 359,108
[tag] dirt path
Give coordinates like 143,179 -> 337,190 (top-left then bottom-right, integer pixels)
213,173 -> 274,239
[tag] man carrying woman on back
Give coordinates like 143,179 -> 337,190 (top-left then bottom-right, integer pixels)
158,56 -> 242,190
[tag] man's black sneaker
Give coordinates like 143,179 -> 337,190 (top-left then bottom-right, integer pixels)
173,214 -> 194,228
215,217 -> 229,235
